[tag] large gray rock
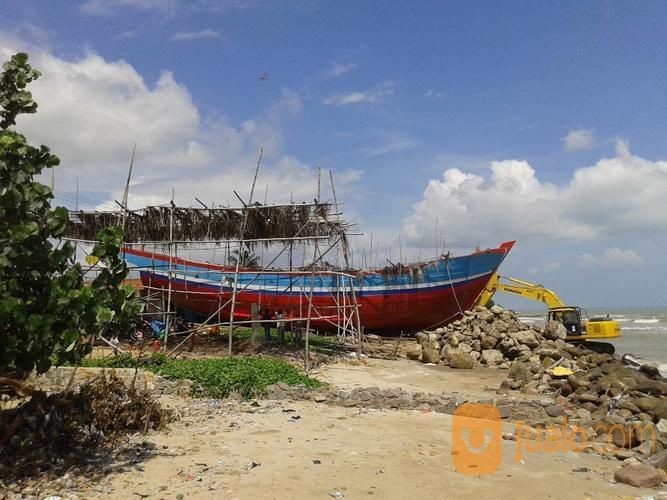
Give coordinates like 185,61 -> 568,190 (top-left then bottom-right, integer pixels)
481,335 -> 498,350
656,418 -> 667,434
544,320 -> 568,340
476,309 -> 494,322
421,347 -> 440,364
490,305 -> 504,315
646,449 -> 667,470
509,361 -> 532,384
613,464 -> 663,488
448,350 -> 474,369
510,330 -> 540,348
406,344 -> 422,360
481,349 -> 504,366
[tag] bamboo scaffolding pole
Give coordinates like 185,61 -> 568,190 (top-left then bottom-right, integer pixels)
164,193 -> 175,350
227,148 -> 263,355
304,166 -> 321,372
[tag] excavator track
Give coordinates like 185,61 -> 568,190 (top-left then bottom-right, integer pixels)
571,341 -> 615,355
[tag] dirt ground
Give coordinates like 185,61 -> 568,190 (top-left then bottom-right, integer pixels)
315,358 -> 513,400
9,338 -> 666,499
17,356 -> 661,500
56,398 -> 660,500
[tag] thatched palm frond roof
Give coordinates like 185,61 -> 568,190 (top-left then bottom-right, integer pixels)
65,202 -> 350,244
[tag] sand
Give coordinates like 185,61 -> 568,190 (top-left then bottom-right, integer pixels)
37,358 -> 663,499
316,358 -> 515,400
67,398 -> 659,500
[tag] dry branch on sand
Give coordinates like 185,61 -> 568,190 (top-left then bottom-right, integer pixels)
0,371 -> 170,481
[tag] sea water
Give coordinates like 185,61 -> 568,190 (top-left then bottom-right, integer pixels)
516,307 -> 667,366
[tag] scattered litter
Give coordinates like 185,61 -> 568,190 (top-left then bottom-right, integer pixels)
313,459 -> 322,465
549,366 -> 573,377
329,490 -> 345,499
245,461 -> 262,470
502,433 -> 517,441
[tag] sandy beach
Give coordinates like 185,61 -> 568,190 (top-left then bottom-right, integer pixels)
18,358 -> 662,500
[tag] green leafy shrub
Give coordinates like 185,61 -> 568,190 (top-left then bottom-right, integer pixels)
0,53 -> 142,375
80,355 -> 321,399
157,357 -> 321,399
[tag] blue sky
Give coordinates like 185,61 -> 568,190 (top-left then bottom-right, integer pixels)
2,0 -> 667,308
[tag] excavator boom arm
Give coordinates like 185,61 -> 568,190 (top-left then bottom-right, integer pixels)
477,273 -> 567,309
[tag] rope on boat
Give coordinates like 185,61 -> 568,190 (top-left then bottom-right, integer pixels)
444,253 -> 465,319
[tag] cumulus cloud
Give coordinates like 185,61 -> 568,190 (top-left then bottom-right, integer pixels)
327,61 -> 357,78
562,128 -> 596,152
404,141 -> 667,247
323,81 -> 395,106
0,32 -> 362,211
171,29 -> 220,41
579,248 -> 642,268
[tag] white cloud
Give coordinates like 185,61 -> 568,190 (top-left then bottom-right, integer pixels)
562,128 -> 596,152
363,138 -> 416,158
529,261 -> 560,274
80,0 -> 178,16
0,33 -> 363,211
425,89 -> 442,98
327,62 -> 357,78
579,248 -> 642,268
404,141 -> 667,247
323,81 -> 395,106
171,29 -> 220,41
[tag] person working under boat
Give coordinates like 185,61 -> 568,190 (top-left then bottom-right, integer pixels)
261,309 -> 273,343
276,310 -> 286,344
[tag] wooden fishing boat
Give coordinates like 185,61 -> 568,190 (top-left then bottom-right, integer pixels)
123,241 -> 514,334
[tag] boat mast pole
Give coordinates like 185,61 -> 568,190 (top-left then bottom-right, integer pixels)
227,147 -> 263,356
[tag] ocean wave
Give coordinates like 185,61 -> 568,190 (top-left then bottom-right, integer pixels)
634,318 -> 660,324
621,326 -> 667,332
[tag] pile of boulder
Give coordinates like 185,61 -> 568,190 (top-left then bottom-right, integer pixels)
412,305 -> 567,369
409,305 -> 667,468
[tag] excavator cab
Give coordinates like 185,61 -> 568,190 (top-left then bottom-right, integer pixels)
548,306 -> 583,335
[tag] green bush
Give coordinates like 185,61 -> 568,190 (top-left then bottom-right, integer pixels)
0,53 -> 141,374
79,354 -> 321,399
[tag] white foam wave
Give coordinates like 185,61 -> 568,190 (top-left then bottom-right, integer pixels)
621,326 -> 667,332
634,318 -> 659,324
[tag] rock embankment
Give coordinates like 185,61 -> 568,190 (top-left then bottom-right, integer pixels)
412,305 -> 567,368
409,305 -> 667,479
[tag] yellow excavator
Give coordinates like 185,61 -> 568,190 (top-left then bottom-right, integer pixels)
477,274 -> 621,354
